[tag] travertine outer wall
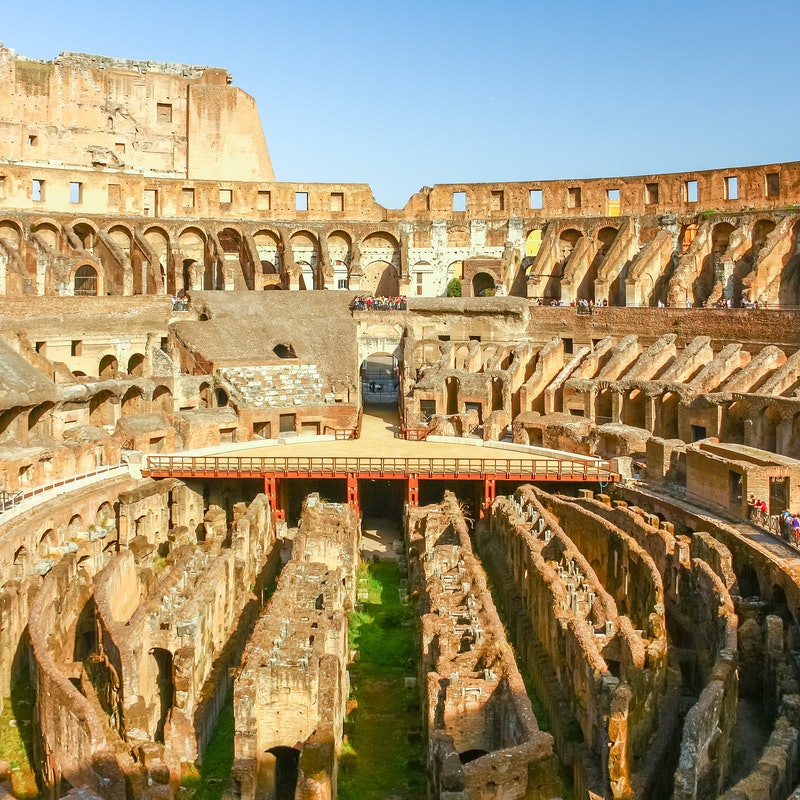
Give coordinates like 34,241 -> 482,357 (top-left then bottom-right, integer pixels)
0,47 -> 273,184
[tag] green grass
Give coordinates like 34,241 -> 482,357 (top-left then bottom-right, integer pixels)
0,676 -> 40,799
339,561 -> 426,800
179,696 -> 234,800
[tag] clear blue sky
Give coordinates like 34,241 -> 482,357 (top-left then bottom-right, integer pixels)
2,0 -> 797,209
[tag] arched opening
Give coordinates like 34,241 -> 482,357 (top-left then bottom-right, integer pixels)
73,223 -> 96,252
152,386 -> 173,414
694,222 -> 735,306
789,414 -> 800,460
362,260 -> 399,296
721,401 -> 746,444
121,387 -> 144,417
74,265 -> 98,296
215,388 -> 229,407
446,376 -> 459,415
149,648 -> 174,743
623,389 -> 647,429
89,391 -> 115,428
681,223 -> 699,253
459,749 -> 488,764
736,219 -> 776,305
273,343 -> 296,359
0,406 -> 22,442
199,383 -> 213,408
13,546 -> 29,579
471,272 -> 495,297
761,406 -> 781,453
127,353 -> 145,377
38,529 -> 55,559
28,402 -> 54,438
361,353 -> 399,406
95,502 -> 114,528
491,377 -> 504,411
98,355 -> 118,379
547,229 -> 582,300
659,392 -> 679,439
778,220 -> 800,307
143,227 -> 170,294
595,389 -> 612,425
266,746 -> 300,800
736,564 -> 760,598
297,261 -> 314,290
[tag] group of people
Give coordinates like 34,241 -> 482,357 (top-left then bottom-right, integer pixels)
748,494 -> 800,544
350,295 -> 407,311
534,298 -> 609,308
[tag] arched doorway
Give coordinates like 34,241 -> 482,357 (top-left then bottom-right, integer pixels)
266,746 -> 300,800
74,265 -> 98,296
98,355 -> 118,379
362,261 -> 399,296
472,272 -> 495,297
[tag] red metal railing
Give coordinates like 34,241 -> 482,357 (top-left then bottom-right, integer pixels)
145,455 -> 616,482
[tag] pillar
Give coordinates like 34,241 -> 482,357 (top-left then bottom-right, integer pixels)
347,473 -> 359,516
482,477 -> 496,518
407,475 -> 419,508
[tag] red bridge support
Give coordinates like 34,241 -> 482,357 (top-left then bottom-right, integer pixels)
407,475 -> 419,508
482,477 -> 496,518
347,473 -> 360,516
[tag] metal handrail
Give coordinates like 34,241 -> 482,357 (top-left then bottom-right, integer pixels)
145,454 -> 616,480
0,463 -> 125,514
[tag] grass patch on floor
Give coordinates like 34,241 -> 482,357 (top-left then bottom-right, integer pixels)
0,677 -> 40,799
339,561 -> 426,800
179,695 -> 234,800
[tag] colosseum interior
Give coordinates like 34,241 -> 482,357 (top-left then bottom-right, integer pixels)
0,43 -> 799,800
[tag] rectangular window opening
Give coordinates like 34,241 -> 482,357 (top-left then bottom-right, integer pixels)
724,176 -> 739,201
182,188 -> 195,208
0,176 -> 6,200
337,278 -> 348,289
143,188 -> 158,217
27,134 -> 38,146
490,190 -> 504,211
419,400 -> 436,421
31,179 -> 44,202
606,189 -> 620,201
766,172 -> 780,198
295,191 -> 308,211
257,190 -> 271,211
157,103 -> 173,123
71,340 -> 82,357
645,182 -> 659,205
69,181 -> 83,204
330,192 -> 344,212
452,191 -> 467,212
529,189 -> 543,209
567,187 -> 581,208
562,337 -> 574,354
685,180 -> 698,203
107,183 -> 121,207
115,142 -> 126,155
219,188 -> 233,205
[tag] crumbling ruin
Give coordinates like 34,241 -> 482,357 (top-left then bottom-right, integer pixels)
0,42 -> 799,800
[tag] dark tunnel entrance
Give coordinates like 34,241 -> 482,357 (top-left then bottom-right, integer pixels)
359,478 -> 405,518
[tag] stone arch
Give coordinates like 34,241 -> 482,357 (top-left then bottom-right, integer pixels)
472,272 -> 496,297
658,391 -> 680,439
199,382 -> 213,408
122,387 -> 145,417
681,223 -> 698,253
778,219 -> 800,306
72,220 -> 98,252
151,385 -> 173,414
327,230 -> 352,263
39,528 -> 55,559
254,229 -> 281,275
215,388 -> 229,407
623,388 -> 647,429
361,261 -> 399,295
98,354 -> 118,379
736,563 -> 760,598
28,402 -> 54,438
13,546 -> 29,579
720,400 -> 747,444
491,376 -> 504,411
760,405 -> 782,453
0,407 -> 22,442
32,221 -> 60,249
789,413 -> 800,460
273,343 -> 296,359
67,514 -> 84,540
89,390 -> 115,427
127,353 -> 145,377
95,502 -> 114,527
289,230 -> 319,283
297,261 -> 315,290
108,225 -> 133,256
524,229 -> 543,259
0,219 -> 23,248
595,388 -> 613,424
454,345 -> 469,371
265,746 -> 300,799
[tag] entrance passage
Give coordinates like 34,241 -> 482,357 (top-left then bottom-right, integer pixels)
361,354 -> 398,405
267,746 -> 300,800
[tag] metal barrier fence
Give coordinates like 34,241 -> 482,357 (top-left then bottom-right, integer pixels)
0,463 -> 124,514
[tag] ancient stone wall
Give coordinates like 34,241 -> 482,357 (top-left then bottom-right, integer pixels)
233,496 -> 358,800
406,493 -> 557,800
